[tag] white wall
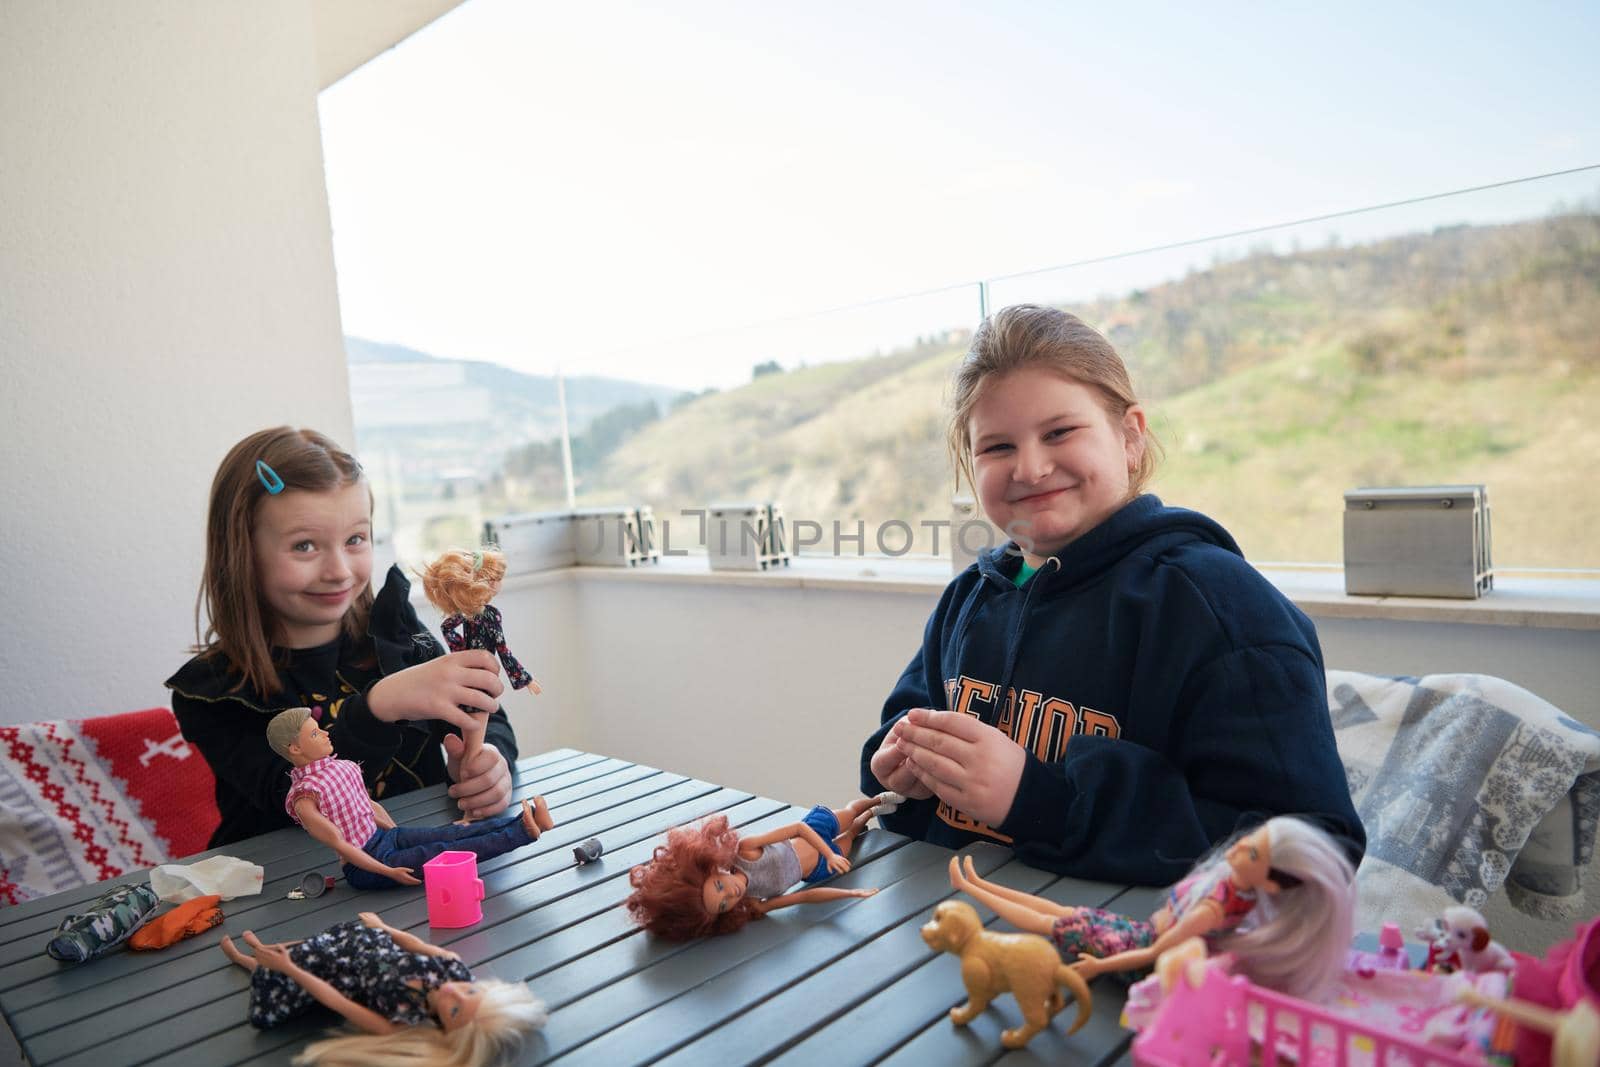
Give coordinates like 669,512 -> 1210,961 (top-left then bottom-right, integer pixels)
0,1 -> 355,726
495,572 -> 1600,806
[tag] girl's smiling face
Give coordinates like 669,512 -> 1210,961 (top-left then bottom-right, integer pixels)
252,482 -> 373,648
968,367 -> 1146,563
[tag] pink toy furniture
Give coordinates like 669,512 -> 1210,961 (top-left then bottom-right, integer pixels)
1132,966 -> 1498,1067
422,850 -> 484,928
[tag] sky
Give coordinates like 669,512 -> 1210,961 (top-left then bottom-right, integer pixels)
318,1 -> 1600,391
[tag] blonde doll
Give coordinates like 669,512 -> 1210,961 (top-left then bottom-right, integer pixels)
951,816 -> 1356,1001
221,911 -> 544,1067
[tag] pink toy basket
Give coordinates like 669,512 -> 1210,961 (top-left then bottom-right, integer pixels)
422,851 -> 484,928
1132,966 -> 1499,1067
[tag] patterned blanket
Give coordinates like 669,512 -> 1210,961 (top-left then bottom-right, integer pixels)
0,708 -> 220,906
1329,670 -> 1600,934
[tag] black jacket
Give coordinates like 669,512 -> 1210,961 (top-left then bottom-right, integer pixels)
862,495 -> 1363,885
168,565 -> 519,846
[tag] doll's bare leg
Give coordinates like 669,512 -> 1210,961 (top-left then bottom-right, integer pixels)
219,935 -> 257,973
828,796 -> 880,841
949,857 -> 1063,938
831,804 -> 879,857
958,855 -> 1080,919
452,715 -> 489,825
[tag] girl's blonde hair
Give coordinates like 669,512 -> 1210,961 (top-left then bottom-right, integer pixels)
293,979 -> 546,1067
946,304 -> 1162,496
420,549 -> 508,617
194,427 -> 373,697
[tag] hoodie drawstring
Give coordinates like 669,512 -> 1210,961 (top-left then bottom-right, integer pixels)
991,556 -> 1061,723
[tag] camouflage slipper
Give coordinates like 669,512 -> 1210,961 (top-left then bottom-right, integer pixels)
47,881 -> 160,963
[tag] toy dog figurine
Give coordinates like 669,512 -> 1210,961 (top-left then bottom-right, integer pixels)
1440,905 -> 1515,973
920,899 -> 1092,1050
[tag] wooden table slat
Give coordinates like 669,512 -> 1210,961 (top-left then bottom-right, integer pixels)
0,751 -> 598,960
766,873 -> 1160,1067
0,752 -> 1154,1067
531,830 -> 936,1065
0,760 -> 674,1008
10,776 -> 754,1061
654,846 -> 1053,1067
553,839 -> 997,1066
120,792 -> 796,1067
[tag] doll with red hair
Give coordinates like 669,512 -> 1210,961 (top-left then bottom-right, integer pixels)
626,793 -> 903,941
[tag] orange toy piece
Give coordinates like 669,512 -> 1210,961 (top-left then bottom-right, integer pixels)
920,898 -> 1092,1049
129,894 -> 223,950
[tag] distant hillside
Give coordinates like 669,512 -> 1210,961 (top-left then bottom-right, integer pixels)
571,211 -> 1600,567
345,337 -> 686,477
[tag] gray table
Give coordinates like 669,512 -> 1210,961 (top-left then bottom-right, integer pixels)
0,750 -> 1160,1066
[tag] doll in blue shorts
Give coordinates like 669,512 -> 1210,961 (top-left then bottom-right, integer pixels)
625,791 -> 904,940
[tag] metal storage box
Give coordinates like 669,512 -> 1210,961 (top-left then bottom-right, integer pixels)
572,506 -> 649,567
482,511 -> 575,574
1343,485 -> 1493,599
706,501 -> 791,571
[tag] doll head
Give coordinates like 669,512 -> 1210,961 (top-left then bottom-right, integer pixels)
266,707 -> 331,765
421,549 -> 509,618
294,978 -> 545,1067
625,815 -> 763,940
196,426 -> 374,696
1209,816 -> 1356,1001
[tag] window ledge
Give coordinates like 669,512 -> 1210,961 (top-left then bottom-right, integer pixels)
499,557 -> 1600,631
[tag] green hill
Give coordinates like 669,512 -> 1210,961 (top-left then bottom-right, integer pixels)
536,210 -> 1600,568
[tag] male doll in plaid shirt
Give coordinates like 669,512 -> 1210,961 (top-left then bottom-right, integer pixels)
267,707 -> 554,890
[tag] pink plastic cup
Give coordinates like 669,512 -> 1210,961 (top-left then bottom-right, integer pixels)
422,851 -> 484,928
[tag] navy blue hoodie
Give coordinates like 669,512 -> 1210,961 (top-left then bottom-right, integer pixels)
861,495 -> 1364,886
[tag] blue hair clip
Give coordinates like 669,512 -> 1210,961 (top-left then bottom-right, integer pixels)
256,460 -> 285,495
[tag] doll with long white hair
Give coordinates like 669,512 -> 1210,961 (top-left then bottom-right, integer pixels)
221,911 -> 544,1067
950,816 -> 1356,1001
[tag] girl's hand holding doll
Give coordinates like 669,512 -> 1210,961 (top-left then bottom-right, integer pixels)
366,649 -> 504,730
894,708 -> 1026,827
366,650 -> 512,818
443,728 -> 513,820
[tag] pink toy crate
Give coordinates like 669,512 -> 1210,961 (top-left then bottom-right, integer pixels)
1132,966 -> 1508,1067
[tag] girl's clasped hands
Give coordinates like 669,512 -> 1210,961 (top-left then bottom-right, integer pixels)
871,709 -> 1026,828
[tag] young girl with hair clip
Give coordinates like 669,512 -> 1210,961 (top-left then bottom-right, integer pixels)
950,816 -> 1357,1001
625,794 -> 900,941
862,304 -> 1364,886
168,427 -> 520,847
221,912 -> 544,1067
